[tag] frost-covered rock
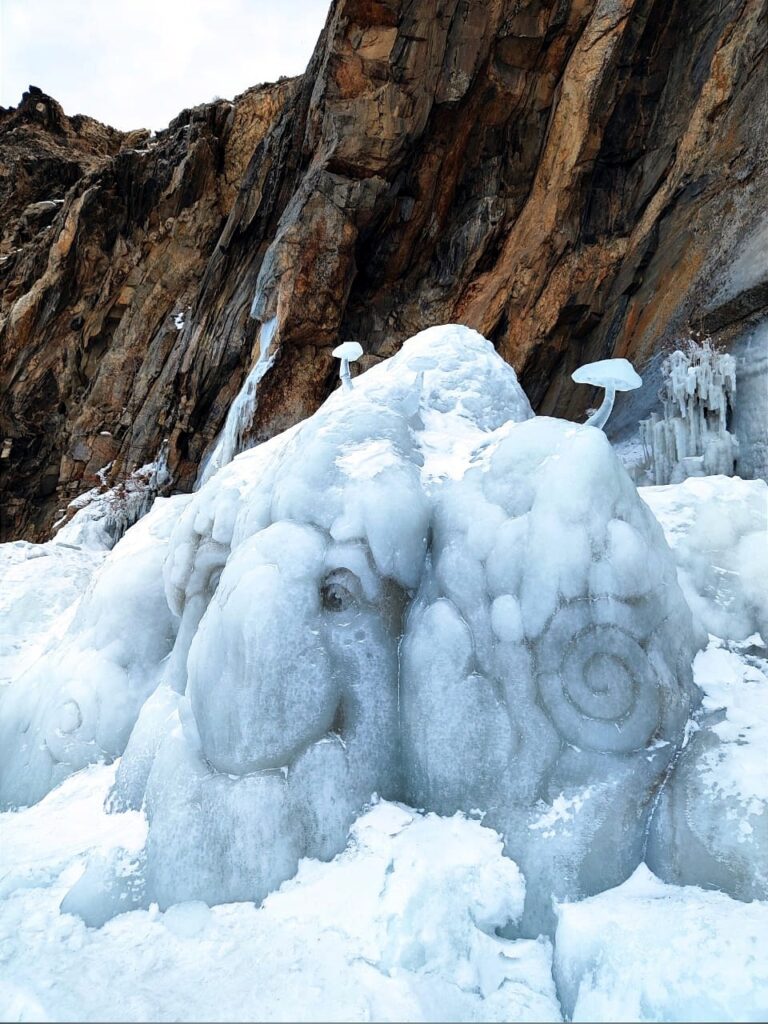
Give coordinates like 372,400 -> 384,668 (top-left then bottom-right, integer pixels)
555,864 -> 768,1022
646,642 -> 768,900
640,475 -> 768,641
54,450 -> 172,551
0,496 -> 190,809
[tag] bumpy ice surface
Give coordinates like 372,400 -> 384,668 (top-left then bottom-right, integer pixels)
0,496 -> 190,808
1,325 -> 696,935
1,324 -> 767,1020
0,767 -> 561,1023
555,863 -> 768,1022
1,326 -> 701,933
640,475 -> 768,641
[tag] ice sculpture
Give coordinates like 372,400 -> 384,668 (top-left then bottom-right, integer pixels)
55,326 -> 698,934
400,416 -> 698,933
638,338 -> 738,484
1,325 -> 706,935
572,358 -> 642,430
332,341 -> 364,391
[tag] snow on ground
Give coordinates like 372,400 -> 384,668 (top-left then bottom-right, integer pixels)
640,475 -> 768,640
555,864 -> 768,1022
693,640 -> 768,806
0,541 -> 104,686
0,773 -> 560,1023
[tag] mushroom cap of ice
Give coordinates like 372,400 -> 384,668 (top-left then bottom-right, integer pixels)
571,358 -> 642,391
332,342 -> 364,362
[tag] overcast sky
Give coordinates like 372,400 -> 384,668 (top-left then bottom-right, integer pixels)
0,0 -> 331,130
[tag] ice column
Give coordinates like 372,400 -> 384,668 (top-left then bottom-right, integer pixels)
639,339 -> 737,485
196,318 -> 278,487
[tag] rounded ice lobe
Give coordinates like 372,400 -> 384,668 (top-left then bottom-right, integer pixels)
0,495 -> 190,810
188,523 -> 340,774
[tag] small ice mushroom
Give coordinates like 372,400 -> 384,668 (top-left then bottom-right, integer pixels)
572,358 -> 642,430
332,342 -> 364,391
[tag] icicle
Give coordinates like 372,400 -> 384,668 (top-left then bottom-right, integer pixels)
196,317 -> 278,487
637,338 -> 738,485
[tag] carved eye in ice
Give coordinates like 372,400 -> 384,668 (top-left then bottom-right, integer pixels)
320,568 -> 365,612
572,358 -> 642,430
58,700 -> 82,735
535,598 -> 661,753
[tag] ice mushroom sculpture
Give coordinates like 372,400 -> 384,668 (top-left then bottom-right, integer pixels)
572,357 -> 642,430
332,341 -> 364,391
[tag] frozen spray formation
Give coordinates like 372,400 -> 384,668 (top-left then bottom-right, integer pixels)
0,326 -> 722,935
638,339 -> 738,484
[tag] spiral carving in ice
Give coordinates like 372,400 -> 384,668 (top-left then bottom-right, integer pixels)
535,602 -> 662,753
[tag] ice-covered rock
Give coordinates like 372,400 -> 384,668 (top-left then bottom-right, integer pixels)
0,496 -> 190,809
646,642 -> 768,900
54,449 -> 172,551
554,863 -> 768,1022
640,475 -> 768,641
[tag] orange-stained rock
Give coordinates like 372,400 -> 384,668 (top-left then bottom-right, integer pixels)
1,0 -> 766,541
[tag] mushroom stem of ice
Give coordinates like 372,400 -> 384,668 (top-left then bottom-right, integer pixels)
571,358 -> 642,431
332,342 -> 364,391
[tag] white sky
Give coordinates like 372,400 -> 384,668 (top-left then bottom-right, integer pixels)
0,0 -> 331,131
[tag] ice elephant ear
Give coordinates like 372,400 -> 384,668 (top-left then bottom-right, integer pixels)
400,416 -> 700,936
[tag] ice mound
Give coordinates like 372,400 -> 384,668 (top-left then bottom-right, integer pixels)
555,864 -> 768,1022
0,496 -> 190,809
0,770 -> 561,1022
127,326 -> 533,909
647,642 -> 768,900
640,475 -> 768,641
1,325 -> 702,936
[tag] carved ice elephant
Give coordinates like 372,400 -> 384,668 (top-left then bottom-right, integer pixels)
54,328 -> 706,933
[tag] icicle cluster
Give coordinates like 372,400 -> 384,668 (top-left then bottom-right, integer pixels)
53,443 -> 172,550
638,339 -> 738,485
196,317 -> 278,487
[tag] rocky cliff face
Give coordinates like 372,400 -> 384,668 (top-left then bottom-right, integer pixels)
2,0 -> 766,541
